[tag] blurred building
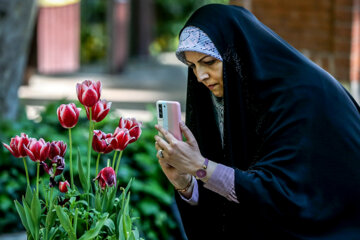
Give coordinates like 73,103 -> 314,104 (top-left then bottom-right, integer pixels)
231,0 -> 360,101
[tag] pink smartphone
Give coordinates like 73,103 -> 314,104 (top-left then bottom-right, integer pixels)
156,100 -> 182,141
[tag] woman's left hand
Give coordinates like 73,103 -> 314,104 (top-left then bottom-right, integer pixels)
155,122 -> 205,175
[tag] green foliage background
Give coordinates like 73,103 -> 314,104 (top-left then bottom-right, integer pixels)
0,101 -> 184,240
80,0 -> 229,64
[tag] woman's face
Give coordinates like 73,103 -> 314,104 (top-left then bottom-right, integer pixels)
184,51 -> 224,97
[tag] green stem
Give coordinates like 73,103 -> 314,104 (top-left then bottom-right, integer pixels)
112,151 -> 118,169
115,151 -> 123,176
74,208 -> 78,238
69,128 -> 74,188
22,157 -> 30,187
95,153 -> 100,176
50,187 -> 53,208
87,108 -> 93,204
36,161 -> 40,197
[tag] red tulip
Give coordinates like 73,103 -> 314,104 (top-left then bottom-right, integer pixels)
85,99 -> 112,122
59,181 -> 70,193
118,117 -> 142,143
49,141 -> 67,160
42,155 -> 65,177
92,130 -> 114,154
110,127 -> 134,151
76,80 -> 102,107
24,138 -> 51,162
57,103 -> 81,129
2,133 -> 30,158
94,167 -> 116,190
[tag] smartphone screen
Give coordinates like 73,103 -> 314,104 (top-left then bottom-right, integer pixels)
156,100 -> 182,141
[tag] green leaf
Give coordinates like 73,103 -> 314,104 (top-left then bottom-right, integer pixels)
78,215 -> 108,240
23,200 -> 35,239
77,148 -> 88,192
95,191 -> 101,212
45,206 -> 57,240
14,200 -> 29,232
106,186 -> 117,212
55,205 -> 77,240
31,192 -> 41,231
48,227 -> 58,240
25,184 -> 33,207
104,218 -> 115,235
118,214 -> 126,240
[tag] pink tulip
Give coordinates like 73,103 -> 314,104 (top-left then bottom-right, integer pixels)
76,80 -> 102,107
24,138 -> 51,162
94,167 -> 116,190
85,99 -> 112,122
92,130 -> 114,154
118,117 -> 142,143
59,181 -> 70,193
2,133 -> 30,158
110,127 -> 134,151
57,103 -> 81,129
49,141 -> 67,160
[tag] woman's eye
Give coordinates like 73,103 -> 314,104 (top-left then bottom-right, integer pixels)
204,60 -> 215,65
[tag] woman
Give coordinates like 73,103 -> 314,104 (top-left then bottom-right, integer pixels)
155,4 -> 360,239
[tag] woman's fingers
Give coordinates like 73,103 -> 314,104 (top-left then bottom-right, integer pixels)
179,122 -> 196,145
155,124 -> 177,144
155,134 -> 169,151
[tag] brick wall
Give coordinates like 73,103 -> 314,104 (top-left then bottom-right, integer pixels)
230,0 -> 357,85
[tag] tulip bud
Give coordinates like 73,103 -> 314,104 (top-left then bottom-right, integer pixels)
94,167 -> 116,190
118,117 -> 142,143
49,141 -> 67,160
92,130 -> 114,154
57,103 -> 81,129
85,99 -> 112,122
59,181 -> 70,193
76,80 -> 102,107
24,138 -> 50,162
110,128 -> 134,151
2,133 -> 30,158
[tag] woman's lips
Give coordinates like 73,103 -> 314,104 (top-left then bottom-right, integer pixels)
208,84 -> 217,90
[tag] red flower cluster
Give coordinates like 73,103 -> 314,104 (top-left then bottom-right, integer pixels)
3,80 -> 143,194
92,117 -> 142,154
2,134 -> 68,190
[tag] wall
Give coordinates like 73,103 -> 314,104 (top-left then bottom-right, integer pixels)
230,0 -> 356,85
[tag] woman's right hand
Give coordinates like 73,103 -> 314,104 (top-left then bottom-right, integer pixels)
155,141 -> 192,190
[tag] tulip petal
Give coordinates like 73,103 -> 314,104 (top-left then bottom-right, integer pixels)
2,143 -> 19,158
82,88 -> 99,107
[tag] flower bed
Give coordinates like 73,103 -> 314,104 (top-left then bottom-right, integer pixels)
3,80 -> 145,240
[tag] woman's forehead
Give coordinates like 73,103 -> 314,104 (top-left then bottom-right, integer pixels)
184,51 -> 212,62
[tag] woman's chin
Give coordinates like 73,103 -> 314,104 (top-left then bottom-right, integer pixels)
212,90 -> 223,98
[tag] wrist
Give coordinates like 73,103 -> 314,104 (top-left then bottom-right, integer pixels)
174,175 -> 193,192
194,158 -> 217,183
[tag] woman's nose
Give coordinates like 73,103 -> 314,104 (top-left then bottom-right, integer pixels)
196,69 -> 209,82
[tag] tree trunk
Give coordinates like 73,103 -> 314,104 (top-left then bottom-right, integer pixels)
0,0 -> 37,120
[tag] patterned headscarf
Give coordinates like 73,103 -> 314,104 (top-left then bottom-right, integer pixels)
176,26 -> 223,64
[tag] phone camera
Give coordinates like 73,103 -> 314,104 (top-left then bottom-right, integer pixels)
158,104 -> 163,118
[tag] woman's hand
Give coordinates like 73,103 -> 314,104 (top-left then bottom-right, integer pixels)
154,122 -> 205,176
